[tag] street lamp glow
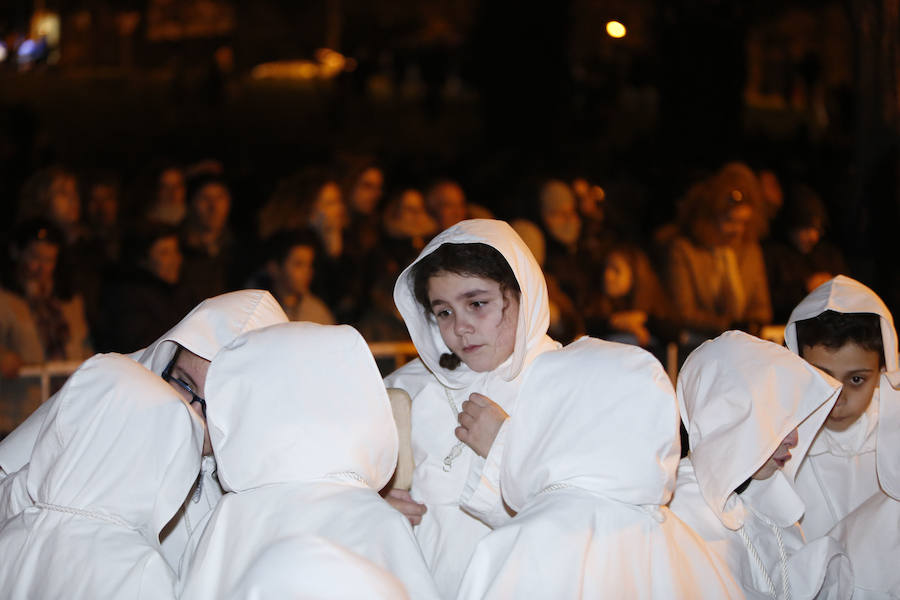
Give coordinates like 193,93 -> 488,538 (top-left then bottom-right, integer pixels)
606,21 -> 626,39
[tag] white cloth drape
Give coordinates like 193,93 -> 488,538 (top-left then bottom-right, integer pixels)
223,536 -> 410,600
384,219 -> 560,596
0,354 -> 203,599
669,331 -> 852,600
0,289 -> 288,569
178,322 -> 439,600
458,336 -> 744,599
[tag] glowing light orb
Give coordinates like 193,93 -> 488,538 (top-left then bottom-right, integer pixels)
606,21 -> 626,39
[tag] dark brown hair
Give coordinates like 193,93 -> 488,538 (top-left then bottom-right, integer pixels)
411,242 -> 520,369
796,310 -> 885,366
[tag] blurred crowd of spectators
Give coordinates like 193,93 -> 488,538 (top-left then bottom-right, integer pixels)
0,157 -> 850,427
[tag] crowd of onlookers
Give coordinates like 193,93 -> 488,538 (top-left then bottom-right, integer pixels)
0,157 -> 850,431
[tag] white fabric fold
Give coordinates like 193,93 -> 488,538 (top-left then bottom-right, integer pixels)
0,353 -> 203,599
670,331 -> 851,600
384,219 -> 559,596
179,322 -> 439,600
223,536 -> 410,600
0,290 -> 288,567
458,337 -> 744,599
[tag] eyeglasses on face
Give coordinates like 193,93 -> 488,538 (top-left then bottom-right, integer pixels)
162,356 -> 207,419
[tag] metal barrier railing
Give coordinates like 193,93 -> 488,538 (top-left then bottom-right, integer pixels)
7,332 -> 783,405
4,342 -> 423,404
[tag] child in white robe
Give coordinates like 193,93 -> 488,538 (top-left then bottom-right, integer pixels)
0,289 -> 288,569
178,322 -> 440,600
669,331 -> 853,600
457,336 -> 744,599
785,275 -> 900,597
0,353 -> 203,599
383,219 -> 560,596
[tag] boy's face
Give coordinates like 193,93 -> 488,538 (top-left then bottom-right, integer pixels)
801,342 -> 882,432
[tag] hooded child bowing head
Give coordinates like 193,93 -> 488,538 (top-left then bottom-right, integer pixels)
0,289 -> 288,567
383,219 -> 560,596
0,353 -> 204,599
178,322 -> 440,600
669,331 -> 853,600
458,336 -> 743,599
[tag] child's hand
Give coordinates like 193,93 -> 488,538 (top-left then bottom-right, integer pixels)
384,489 -> 427,526
456,393 -> 509,458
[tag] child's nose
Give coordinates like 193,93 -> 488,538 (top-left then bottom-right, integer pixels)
784,427 -> 799,449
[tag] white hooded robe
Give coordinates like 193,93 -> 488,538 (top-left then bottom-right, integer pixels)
669,331 -> 853,600
0,289 -> 288,568
383,219 -> 560,596
178,322 -> 440,600
0,353 -> 204,599
785,275 -> 900,597
457,336 -> 745,599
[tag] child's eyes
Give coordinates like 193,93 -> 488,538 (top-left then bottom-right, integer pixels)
849,375 -> 866,386
470,300 -> 487,309
433,308 -> 451,319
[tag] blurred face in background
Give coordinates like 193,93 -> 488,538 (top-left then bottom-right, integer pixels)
427,182 -> 467,231
276,245 -> 315,296
604,252 -> 633,299
572,178 -> 605,223
19,239 -> 59,298
158,168 -> 186,210
88,183 -> 119,229
312,182 -> 346,231
145,235 -> 182,284
350,167 -> 384,216
790,224 -> 823,254
540,181 -> 581,246
717,199 -> 752,247
388,189 -> 436,241
192,182 -> 231,235
49,174 -> 80,229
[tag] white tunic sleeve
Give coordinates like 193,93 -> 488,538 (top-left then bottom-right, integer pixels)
459,419 -> 512,527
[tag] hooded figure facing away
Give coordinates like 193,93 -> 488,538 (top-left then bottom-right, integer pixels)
383,219 -> 560,596
178,323 -> 440,600
0,354 -> 204,599
0,289 -> 288,568
457,337 -> 743,599
784,275 -> 900,598
670,331 -> 852,600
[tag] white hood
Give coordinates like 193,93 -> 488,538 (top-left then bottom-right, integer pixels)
784,274 -> 900,500
205,322 -> 398,492
132,289 -> 289,375
221,537 -> 409,600
502,336 -> 680,512
785,275 -> 897,371
181,323 -> 440,600
678,331 -> 842,530
0,290 -> 287,480
25,353 -> 204,536
393,219 -> 551,389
